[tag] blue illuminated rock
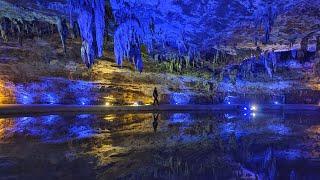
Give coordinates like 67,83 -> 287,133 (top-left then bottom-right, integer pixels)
0,0 -> 319,70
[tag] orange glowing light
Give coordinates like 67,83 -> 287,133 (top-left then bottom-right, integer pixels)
0,80 -> 16,104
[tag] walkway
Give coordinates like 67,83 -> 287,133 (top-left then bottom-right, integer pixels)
0,104 -> 319,115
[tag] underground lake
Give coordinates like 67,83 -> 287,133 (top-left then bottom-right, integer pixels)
1,0 -> 320,179
0,111 -> 319,179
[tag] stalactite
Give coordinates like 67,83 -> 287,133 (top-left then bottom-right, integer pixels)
254,4 -> 277,44
56,17 -> 69,54
113,19 -> 148,72
49,0 -> 106,68
72,21 -> 80,39
0,18 -> 9,42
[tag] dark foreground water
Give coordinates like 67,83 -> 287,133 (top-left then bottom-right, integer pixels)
0,111 -> 319,179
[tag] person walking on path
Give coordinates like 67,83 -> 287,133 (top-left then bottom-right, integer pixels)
153,87 -> 159,106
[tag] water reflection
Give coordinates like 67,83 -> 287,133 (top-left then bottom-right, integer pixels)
152,113 -> 159,132
0,114 -> 100,143
170,113 -> 192,123
0,112 -> 319,179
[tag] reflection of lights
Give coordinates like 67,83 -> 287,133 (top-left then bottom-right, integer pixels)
268,124 -> 290,135
170,113 -> 192,123
104,114 -> 116,122
105,102 -> 111,106
41,115 -> 61,125
0,118 -> 14,140
251,113 -> 256,117
69,125 -> 94,139
250,105 -> 257,111
133,102 -> 139,106
76,114 -> 92,119
225,113 -> 237,119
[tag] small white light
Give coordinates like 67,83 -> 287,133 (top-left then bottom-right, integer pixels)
251,113 -> 256,117
133,102 -> 139,106
244,107 -> 247,110
250,105 -> 257,111
227,102 -> 231,105
274,101 -> 279,105
105,102 -> 110,106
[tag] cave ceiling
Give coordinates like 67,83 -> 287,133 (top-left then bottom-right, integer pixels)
0,0 -> 320,70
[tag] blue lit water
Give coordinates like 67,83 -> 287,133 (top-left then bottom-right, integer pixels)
0,112 -> 319,179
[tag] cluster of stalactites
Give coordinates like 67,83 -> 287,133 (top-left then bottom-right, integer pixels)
253,3 -> 278,44
74,0 -> 105,68
50,0 -> 105,68
242,50 -> 278,78
0,17 -> 56,45
114,19 -> 152,72
111,0 -> 199,72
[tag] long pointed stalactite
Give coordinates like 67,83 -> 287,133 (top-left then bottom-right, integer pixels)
49,0 -> 106,68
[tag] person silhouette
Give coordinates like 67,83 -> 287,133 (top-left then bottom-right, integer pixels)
153,87 -> 159,106
152,113 -> 159,132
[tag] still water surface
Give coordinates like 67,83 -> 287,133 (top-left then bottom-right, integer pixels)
0,111 -> 319,179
